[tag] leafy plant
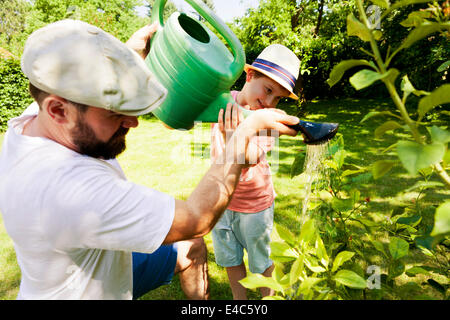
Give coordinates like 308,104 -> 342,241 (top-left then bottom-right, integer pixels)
326,1 -> 449,276
327,0 -> 450,188
0,58 -> 33,131
242,125 -> 448,299
240,137 -> 375,300
240,219 -> 367,300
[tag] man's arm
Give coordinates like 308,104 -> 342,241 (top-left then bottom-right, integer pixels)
163,107 -> 299,244
165,160 -> 241,244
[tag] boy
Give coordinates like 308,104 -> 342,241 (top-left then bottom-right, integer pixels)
210,44 -> 301,299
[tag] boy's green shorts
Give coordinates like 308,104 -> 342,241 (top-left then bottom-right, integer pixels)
211,203 -> 274,274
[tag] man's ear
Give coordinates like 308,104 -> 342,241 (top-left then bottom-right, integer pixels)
41,95 -> 70,124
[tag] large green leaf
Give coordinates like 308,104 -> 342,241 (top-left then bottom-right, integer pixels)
331,251 -> 355,273
239,273 -> 284,292
270,241 -> 298,262
299,219 -> 316,245
275,223 -> 297,247
429,126 -> 450,144
347,13 -> 372,42
389,237 -> 409,260
289,257 -> 304,287
350,69 -> 383,90
327,59 -> 373,88
372,160 -> 397,179
315,234 -> 329,268
370,0 -> 390,9
431,200 -> 450,237
328,134 -> 344,156
418,84 -> 450,120
400,11 -> 433,28
273,263 -> 288,286
400,22 -> 449,50
382,0 -> 435,19
405,266 -> 431,277
333,149 -> 346,169
350,68 -> 399,90
388,22 -> 448,64
304,255 -> 327,273
333,270 -> 366,289
374,120 -> 403,139
397,141 -> 446,175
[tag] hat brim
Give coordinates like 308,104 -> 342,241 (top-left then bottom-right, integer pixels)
244,64 -> 298,100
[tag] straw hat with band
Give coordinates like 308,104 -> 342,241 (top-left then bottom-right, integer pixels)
244,44 -> 300,100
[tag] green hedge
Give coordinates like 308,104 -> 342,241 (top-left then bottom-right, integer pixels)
0,58 -> 33,132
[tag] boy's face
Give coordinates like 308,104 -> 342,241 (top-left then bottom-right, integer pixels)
244,70 -> 291,110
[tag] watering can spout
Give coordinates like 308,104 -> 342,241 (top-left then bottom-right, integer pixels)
195,92 -> 252,122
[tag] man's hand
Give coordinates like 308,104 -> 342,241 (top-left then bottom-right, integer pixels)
126,23 -> 159,60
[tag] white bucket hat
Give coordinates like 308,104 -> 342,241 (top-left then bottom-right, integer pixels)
21,19 -> 167,116
244,44 -> 300,100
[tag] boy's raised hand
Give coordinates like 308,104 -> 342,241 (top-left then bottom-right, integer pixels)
217,103 -> 250,143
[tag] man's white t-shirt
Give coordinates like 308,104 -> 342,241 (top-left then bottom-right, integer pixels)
0,104 -> 175,299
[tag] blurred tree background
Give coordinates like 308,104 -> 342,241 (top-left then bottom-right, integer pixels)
230,0 -> 449,102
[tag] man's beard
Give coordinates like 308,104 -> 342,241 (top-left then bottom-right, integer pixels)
71,115 -> 129,160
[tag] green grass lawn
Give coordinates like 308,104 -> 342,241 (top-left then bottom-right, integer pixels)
0,98 -> 448,300
0,131 -> 22,300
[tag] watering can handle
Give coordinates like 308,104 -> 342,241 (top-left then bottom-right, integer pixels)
151,0 -> 245,76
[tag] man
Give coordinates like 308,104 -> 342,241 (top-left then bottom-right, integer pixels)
0,19 -> 299,300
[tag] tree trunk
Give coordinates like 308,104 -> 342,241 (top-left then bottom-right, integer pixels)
290,0 -> 302,30
314,0 -> 325,36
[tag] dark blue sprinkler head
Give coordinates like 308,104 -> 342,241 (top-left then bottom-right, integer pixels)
288,120 -> 339,145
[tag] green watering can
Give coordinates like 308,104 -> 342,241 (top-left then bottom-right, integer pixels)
146,0 -> 340,144
145,0 -> 247,130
